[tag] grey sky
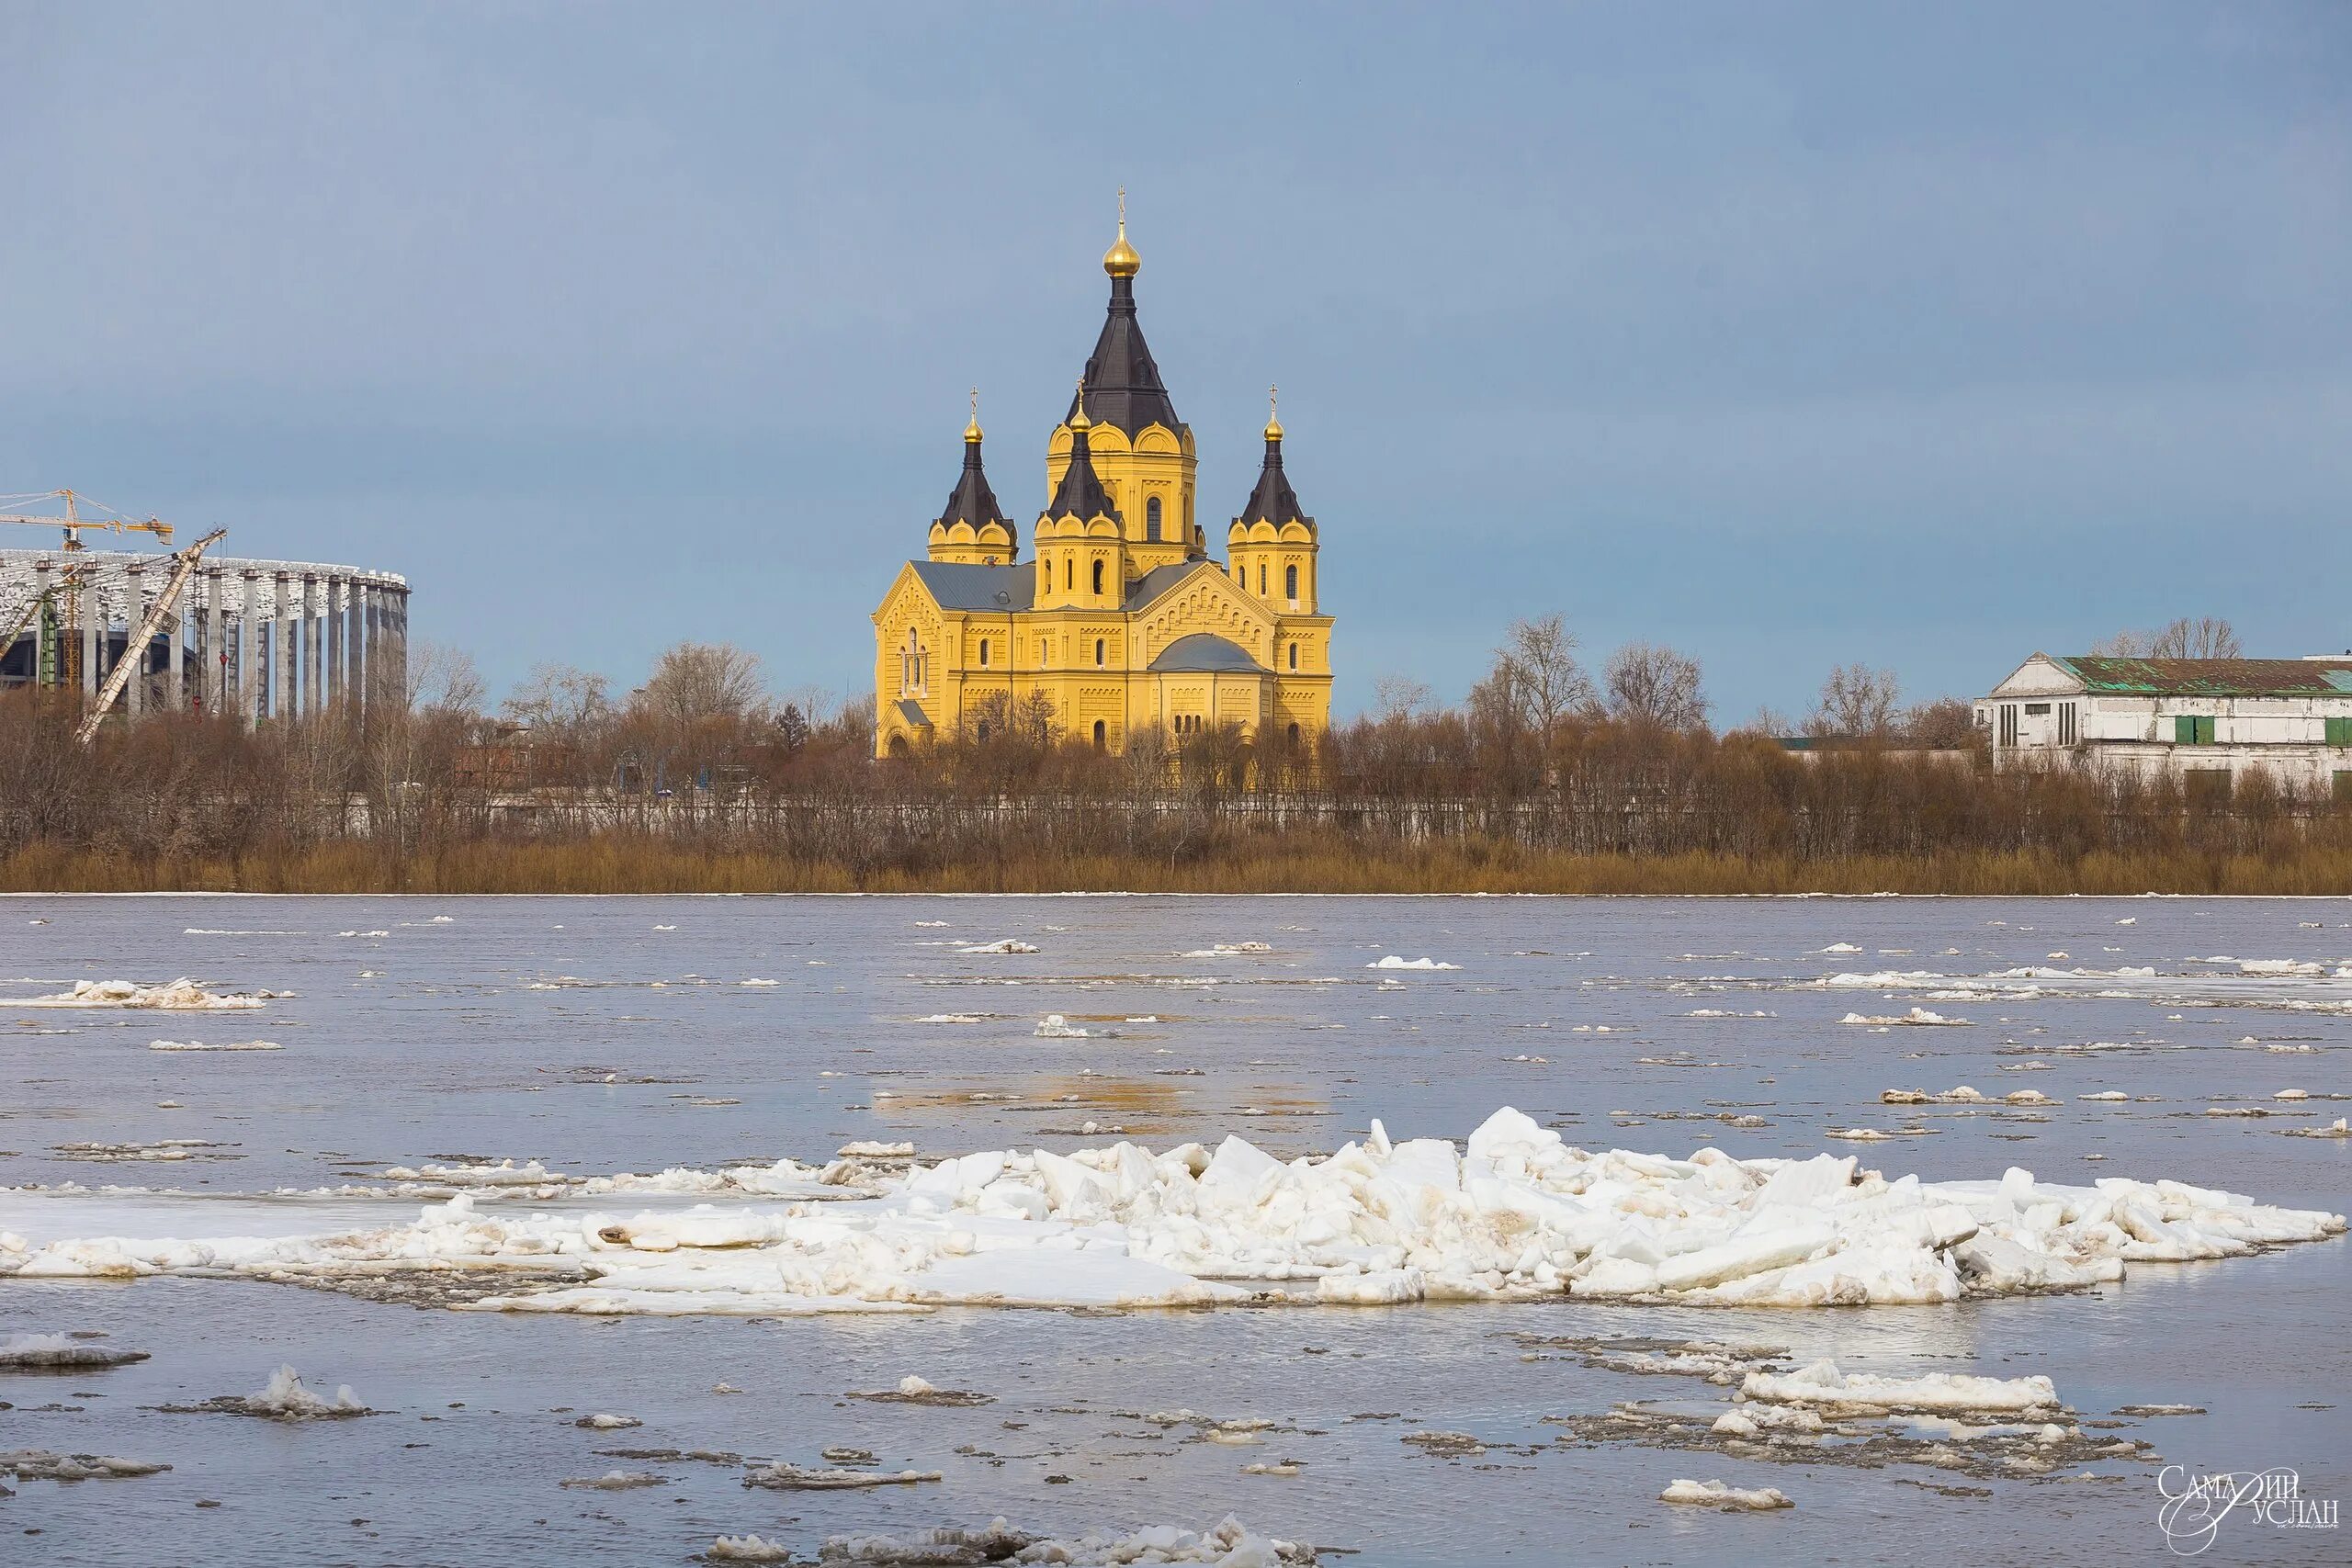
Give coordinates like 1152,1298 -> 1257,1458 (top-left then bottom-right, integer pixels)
4,2 -> 2346,722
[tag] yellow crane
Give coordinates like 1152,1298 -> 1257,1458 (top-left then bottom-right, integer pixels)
0,491 -> 175,691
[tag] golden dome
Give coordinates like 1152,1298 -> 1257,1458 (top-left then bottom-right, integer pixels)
1263,384 -> 1283,441
965,387 -> 982,443
1102,186 -> 1140,278
1069,378 -> 1092,431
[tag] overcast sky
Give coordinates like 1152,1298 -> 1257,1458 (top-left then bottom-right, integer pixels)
4,2 -> 2346,723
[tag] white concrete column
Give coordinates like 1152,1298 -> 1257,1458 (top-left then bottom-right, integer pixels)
390,587 -> 409,705
347,577 -> 367,716
31,560 -> 53,686
167,567 -> 186,710
206,570 -> 228,716
273,571 -> 294,721
80,565 -> 99,699
324,577 -> 344,709
365,584 -> 386,712
239,570 -> 262,727
301,574 -> 322,716
124,562 -> 146,718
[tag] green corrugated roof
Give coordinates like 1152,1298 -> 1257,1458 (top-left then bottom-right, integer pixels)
2053,655 -> 2352,697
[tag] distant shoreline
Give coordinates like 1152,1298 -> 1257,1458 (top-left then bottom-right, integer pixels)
7,840 -> 2348,897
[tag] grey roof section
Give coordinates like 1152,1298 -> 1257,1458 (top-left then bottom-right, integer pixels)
1123,560 -> 1209,612
1148,633 -> 1267,674
896,699 -> 932,728
909,561 -> 1035,613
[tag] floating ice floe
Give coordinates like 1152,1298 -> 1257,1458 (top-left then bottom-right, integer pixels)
0,1332 -> 149,1371
807,1517 -> 1317,1564
1035,1014 -> 1091,1038
2286,1119 -> 2352,1139
959,940 -> 1039,955
4,1106 -> 2336,1316
1367,956 -> 1458,970
1818,943 -> 1863,954
1841,1009 -> 1968,1028
18,978 -> 273,1010
740,979 -> 779,987
1879,1086 -> 2053,1106
707,1535 -> 793,1562
1184,942 -> 1273,958
848,1374 -> 993,1407
1738,1359 -> 2057,1414
1660,1478 -> 1792,1510
576,1412 -> 641,1429
743,1461 -> 941,1491
0,1450 -> 170,1481
148,1039 -> 281,1052
560,1470 -> 665,1490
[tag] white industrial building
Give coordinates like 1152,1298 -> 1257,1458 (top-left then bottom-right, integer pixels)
1979,654 -> 2352,792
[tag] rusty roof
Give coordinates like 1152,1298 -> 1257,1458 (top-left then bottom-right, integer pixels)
2054,656 -> 2352,697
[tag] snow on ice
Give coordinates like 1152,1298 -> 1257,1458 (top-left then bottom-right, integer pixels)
19,978 -> 277,1010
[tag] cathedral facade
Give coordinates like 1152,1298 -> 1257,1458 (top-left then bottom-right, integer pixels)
872,213 -> 1332,758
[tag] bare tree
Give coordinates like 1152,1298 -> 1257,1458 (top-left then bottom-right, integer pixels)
2095,617 -> 2242,660
1810,664 -> 1901,738
503,662 -> 610,732
1492,615 -> 1595,742
1372,674 -> 1434,725
410,642 -> 485,716
1601,642 -> 1708,729
1898,696 -> 1981,749
2149,616 -> 2242,660
633,642 -> 767,725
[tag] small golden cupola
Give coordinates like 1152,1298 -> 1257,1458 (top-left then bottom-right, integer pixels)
1227,385 -> 1318,613
926,389 -> 1018,565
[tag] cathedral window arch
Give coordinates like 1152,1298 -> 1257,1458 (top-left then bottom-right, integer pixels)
1259,563 -> 1267,596
1094,637 -> 1106,667
1091,558 -> 1104,596
1146,496 -> 1161,542
1285,564 -> 1298,600
979,639 -> 990,668
1288,642 -> 1297,671
1065,558 -> 1074,591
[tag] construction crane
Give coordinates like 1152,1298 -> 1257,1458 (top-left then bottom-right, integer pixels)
74,527 -> 226,744
0,491 -> 175,691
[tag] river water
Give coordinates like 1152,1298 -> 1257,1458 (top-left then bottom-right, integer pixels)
2,894 -> 2346,1564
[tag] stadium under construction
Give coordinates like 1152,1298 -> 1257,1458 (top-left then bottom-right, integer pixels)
1,491 -> 408,725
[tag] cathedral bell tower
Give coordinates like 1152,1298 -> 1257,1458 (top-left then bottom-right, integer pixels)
1046,191 -> 1201,583
1226,388 -> 1318,614
926,391 -> 1017,565
1034,388 -> 1125,610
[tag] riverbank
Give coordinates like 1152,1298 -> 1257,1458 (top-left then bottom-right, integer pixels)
8,835 -> 2352,896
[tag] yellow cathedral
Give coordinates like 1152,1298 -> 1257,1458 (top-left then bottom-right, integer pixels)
872,209 -> 1333,757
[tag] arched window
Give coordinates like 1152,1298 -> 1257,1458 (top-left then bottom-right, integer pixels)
1288,642 -> 1298,671
1284,564 -> 1298,600
1146,496 -> 1162,542
1232,563 -> 1241,583
1094,637 -> 1105,667
1091,559 -> 1104,595
978,639 -> 990,668
1258,564 -> 1267,595
1092,718 -> 1106,749
1287,722 -> 1301,745
1065,558 -> 1074,590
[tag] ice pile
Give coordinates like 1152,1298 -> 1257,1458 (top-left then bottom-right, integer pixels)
1366,956 -> 1458,970
1737,1360 -> 2057,1415
1,1108 -> 2337,1315
1841,1009 -> 1967,1027
148,1038 -> 282,1052
20,978 -> 271,1010
958,939 -> 1039,955
159,1366 -> 371,1419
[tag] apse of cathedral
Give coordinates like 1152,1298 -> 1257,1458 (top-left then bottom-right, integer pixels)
872,203 -> 1333,757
